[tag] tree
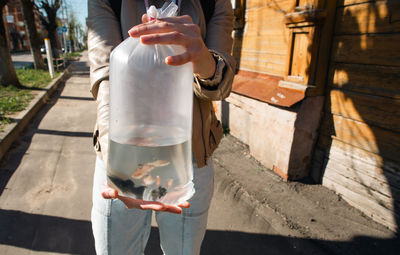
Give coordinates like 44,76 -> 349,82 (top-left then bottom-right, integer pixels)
35,0 -> 61,58
69,14 -> 86,50
20,0 -> 46,69
75,22 -> 86,49
67,12 -> 76,52
0,0 -> 20,87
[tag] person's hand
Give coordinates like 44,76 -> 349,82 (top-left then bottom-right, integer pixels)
128,14 -> 216,79
101,185 -> 190,214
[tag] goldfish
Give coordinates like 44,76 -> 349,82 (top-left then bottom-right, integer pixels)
141,175 -> 156,185
147,160 -> 170,167
132,160 -> 170,179
132,164 -> 155,179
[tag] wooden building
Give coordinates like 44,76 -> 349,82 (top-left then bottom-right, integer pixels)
220,0 -> 400,231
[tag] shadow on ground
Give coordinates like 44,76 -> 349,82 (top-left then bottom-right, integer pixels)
1,209 -> 399,255
0,209 -> 96,254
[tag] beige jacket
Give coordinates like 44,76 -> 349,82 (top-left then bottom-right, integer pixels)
87,0 -> 235,168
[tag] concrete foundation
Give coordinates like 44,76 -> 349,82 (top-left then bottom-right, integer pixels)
216,94 -> 324,180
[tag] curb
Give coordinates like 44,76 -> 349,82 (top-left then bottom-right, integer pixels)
0,65 -> 73,161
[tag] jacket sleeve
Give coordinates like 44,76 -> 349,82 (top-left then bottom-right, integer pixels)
87,0 -> 122,99
193,0 -> 236,101
87,0 -> 122,163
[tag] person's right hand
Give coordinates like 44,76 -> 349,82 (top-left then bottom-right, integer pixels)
101,185 -> 190,214
129,13 -> 217,79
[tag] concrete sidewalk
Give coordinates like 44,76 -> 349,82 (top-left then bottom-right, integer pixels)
0,54 -> 96,254
0,53 -> 398,255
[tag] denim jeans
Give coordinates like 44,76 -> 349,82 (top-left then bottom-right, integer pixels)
91,157 -> 214,255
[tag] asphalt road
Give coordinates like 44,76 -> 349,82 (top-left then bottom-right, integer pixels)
11,52 -> 35,69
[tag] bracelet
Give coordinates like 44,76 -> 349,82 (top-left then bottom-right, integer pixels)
194,50 -> 226,87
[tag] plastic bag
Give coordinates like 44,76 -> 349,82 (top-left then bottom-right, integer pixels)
107,2 -> 195,205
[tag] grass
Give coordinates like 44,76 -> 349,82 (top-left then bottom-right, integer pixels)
16,69 -> 60,88
64,50 -> 84,59
0,69 -> 60,132
223,126 -> 230,136
0,86 -> 33,131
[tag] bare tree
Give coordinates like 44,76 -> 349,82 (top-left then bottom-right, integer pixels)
35,0 -> 61,58
0,0 -> 20,87
20,0 -> 46,69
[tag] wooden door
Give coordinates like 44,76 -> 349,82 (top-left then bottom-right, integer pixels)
279,0 -> 337,96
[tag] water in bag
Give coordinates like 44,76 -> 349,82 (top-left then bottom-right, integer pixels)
107,3 -> 195,205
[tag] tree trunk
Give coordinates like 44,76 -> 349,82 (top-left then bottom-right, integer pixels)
48,26 -> 59,58
20,0 -> 46,69
0,5 -> 20,87
36,0 -> 61,59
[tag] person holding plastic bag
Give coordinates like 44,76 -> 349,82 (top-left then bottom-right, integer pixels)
87,0 -> 235,254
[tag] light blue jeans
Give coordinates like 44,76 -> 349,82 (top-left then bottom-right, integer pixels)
91,157 -> 214,255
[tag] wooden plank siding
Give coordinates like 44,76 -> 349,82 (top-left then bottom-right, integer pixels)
314,0 -> 400,230
326,90 -> 400,132
319,115 -> 400,163
337,0 -> 386,7
246,0 -> 294,9
323,175 -> 398,230
239,0 -> 293,76
313,142 -> 400,229
335,1 -> 400,35
329,63 -> 400,99
316,140 -> 400,181
331,34 -> 400,67
323,157 -> 400,202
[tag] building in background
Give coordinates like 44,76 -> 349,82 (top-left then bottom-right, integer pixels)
2,0 -> 44,51
220,0 -> 399,231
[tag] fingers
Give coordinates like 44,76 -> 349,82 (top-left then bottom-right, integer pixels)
101,187 -> 118,199
140,31 -> 186,45
140,201 -> 183,214
178,201 -> 191,208
140,32 -> 203,66
141,14 -> 149,23
165,52 -> 192,66
129,22 -> 182,37
129,18 -> 198,38
118,196 -> 143,210
159,15 -> 193,24
102,188 -> 190,214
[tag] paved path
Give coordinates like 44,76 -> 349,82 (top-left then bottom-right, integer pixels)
1,53 -> 96,254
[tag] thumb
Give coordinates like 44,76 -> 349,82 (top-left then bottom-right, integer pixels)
142,14 -> 149,23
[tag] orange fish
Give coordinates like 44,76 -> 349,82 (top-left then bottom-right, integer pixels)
132,164 -> 154,179
141,175 -> 156,185
148,160 -> 170,167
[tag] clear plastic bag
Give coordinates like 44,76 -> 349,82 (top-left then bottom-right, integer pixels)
107,3 -> 195,205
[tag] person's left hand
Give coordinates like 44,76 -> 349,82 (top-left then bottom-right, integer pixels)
101,185 -> 190,214
128,14 -> 216,79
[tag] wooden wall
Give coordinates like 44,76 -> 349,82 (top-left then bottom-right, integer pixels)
313,0 -> 400,231
235,0 -> 293,76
